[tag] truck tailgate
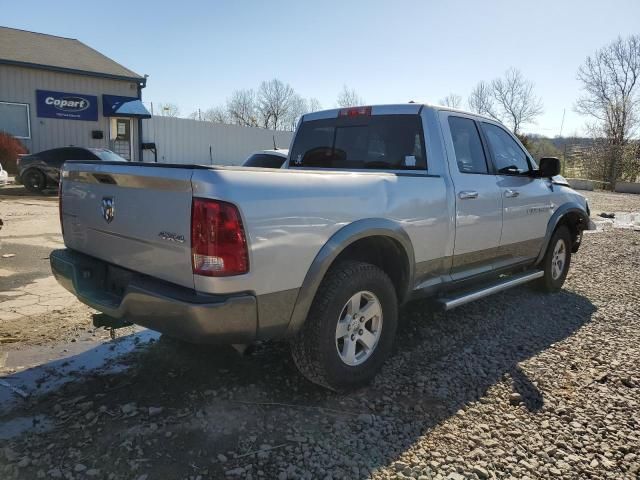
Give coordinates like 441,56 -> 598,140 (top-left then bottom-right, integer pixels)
61,162 -> 195,289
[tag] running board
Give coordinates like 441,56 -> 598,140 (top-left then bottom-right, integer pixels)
436,270 -> 544,311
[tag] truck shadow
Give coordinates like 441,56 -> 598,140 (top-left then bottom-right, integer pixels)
1,286 -> 596,477
0,185 -> 58,199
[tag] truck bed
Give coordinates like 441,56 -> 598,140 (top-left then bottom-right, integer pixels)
61,160 -> 452,297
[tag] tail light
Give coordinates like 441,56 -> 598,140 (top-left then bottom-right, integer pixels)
58,178 -> 64,235
339,106 -> 372,117
191,198 -> 248,276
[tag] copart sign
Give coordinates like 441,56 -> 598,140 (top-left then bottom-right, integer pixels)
36,90 -> 98,121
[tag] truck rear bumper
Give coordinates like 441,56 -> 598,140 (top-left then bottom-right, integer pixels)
50,249 -> 257,344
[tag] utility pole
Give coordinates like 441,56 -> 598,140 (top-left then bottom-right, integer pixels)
559,109 -> 566,175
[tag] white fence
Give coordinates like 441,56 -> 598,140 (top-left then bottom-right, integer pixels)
141,116 -> 294,166
567,178 -> 595,191
615,181 -> 640,194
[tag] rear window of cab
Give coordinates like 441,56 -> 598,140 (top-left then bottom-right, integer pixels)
289,114 -> 426,170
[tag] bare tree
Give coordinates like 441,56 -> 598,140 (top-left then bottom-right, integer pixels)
336,85 -> 364,107
257,79 -> 296,130
202,106 -> 230,124
284,94 -> 309,131
439,93 -> 462,108
468,81 -> 500,119
307,97 -> 322,112
160,80 -> 325,132
188,106 -> 230,124
156,102 -> 180,117
575,35 -> 640,185
281,97 -> 323,131
491,68 -> 543,134
227,89 -> 258,127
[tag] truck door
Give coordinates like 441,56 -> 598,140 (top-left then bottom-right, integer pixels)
440,112 -> 502,280
479,122 -> 553,267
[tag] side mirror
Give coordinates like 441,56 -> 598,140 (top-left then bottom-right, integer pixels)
537,157 -> 561,177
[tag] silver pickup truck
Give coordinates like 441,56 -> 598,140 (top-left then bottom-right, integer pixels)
51,104 -> 595,390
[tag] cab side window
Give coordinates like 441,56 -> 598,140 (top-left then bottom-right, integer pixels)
481,123 -> 530,174
448,116 -> 488,174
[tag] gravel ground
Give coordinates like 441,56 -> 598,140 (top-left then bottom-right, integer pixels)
1,189 -> 639,480
580,189 -> 640,214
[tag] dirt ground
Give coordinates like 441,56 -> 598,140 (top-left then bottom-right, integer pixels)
1,185 -> 639,479
0,186 -> 137,351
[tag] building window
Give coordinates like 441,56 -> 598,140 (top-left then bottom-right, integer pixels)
0,101 -> 31,139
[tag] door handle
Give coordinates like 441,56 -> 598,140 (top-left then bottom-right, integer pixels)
504,189 -> 520,198
458,191 -> 479,199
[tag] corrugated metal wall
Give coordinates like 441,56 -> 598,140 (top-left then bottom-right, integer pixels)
142,116 -> 294,165
0,64 -> 140,158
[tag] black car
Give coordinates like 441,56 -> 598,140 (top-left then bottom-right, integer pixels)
17,147 -> 126,192
242,149 -> 288,168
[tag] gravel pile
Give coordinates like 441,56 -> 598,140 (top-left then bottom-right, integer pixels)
1,197 -> 639,479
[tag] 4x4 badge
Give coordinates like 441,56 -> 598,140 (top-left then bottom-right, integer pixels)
101,197 -> 115,223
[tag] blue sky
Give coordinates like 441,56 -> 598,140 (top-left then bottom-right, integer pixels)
3,0 -> 639,136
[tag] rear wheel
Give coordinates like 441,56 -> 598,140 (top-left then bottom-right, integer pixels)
22,169 -> 46,193
536,225 -> 572,292
290,261 -> 398,391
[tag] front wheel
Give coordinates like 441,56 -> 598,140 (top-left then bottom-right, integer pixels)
536,225 -> 572,293
290,261 -> 398,391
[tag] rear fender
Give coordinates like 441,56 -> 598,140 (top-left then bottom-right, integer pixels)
285,218 -> 415,335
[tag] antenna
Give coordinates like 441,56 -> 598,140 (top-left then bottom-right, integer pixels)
559,109 -> 567,177
273,135 -> 277,150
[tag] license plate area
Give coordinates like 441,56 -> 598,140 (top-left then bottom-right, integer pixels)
105,264 -> 134,298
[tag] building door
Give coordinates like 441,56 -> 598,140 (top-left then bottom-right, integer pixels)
110,118 -> 132,160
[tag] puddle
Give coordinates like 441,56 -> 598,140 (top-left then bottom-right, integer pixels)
0,414 -> 54,440
0,330 -> 159,414
2,327 -> 139,371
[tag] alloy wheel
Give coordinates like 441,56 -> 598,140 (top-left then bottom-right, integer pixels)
335,290 -> 383,366
551,238 -> 567,280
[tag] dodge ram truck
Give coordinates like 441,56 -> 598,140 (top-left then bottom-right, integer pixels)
50,104 -> 595,390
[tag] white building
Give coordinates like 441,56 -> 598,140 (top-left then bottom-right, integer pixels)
0,26 -> 150,161
0,26 -> 294,167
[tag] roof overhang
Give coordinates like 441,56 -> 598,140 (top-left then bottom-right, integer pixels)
103,95 -> 151,118
0,59 -> 146,86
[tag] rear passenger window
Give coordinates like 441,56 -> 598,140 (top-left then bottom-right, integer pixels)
448,116 -> 488,174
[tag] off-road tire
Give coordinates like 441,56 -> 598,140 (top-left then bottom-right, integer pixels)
290,261 -> 398,391
22,169 -> 46,193
536,225 -> 572,293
